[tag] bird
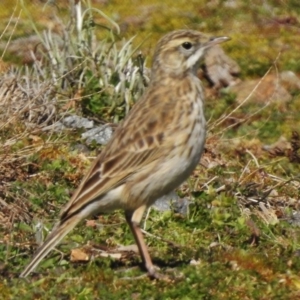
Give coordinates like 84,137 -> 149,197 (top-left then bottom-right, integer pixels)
20,29 -> 229,278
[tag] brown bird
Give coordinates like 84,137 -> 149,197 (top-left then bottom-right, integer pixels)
20,29 -> 229,278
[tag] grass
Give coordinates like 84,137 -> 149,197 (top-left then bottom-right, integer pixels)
1,0 -> 300,299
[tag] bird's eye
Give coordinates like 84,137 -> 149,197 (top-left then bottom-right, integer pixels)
182,42 -> 193,50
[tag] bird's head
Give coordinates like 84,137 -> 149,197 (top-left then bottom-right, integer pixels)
151,30 -> 229,79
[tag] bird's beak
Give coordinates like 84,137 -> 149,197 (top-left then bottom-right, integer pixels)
206,36 -> 230,47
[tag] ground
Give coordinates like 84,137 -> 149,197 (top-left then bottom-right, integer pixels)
1,1 -> 300,299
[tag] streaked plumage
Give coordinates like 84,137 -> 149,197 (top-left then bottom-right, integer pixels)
20,30 -> 229,278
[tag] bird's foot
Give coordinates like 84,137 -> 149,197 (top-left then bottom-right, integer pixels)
147,265 -> 184,281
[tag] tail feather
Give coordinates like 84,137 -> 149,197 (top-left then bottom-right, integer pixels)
20,215 -> 81,278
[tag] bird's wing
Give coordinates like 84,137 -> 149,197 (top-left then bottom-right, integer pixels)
59,92 -> 172,220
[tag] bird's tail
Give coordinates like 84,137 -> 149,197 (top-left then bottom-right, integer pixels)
20,214 -> 81,278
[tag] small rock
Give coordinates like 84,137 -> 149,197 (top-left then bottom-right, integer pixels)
153,193 -> 174,212
82,125 -> 113,145
153,191 -> 191,215
62,115 -> 94,129
288,212 -> 300,227
280,70 -> 300,91
173,196 -> 191,215
229,74 -> 292,104
70,143 -> 90,154
204,44 -> 241,88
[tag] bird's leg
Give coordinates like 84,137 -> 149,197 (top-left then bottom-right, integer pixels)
125,206 -> 158,278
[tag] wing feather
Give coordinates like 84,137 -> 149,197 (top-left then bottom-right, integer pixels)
60,87 -> 173,220
60,138 -> 163,220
